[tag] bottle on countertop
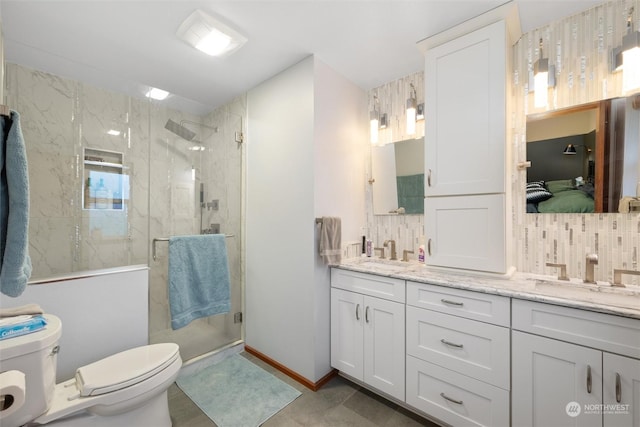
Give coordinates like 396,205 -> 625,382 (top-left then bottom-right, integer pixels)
418,236 -> 425,263
366,240 -> 373,257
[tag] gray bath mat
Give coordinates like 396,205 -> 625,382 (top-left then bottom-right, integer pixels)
176,353 -> 301,427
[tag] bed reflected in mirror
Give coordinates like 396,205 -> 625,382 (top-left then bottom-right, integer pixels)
526,96 -> 639,213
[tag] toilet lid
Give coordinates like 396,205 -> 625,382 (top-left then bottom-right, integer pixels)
75,342 -> 180,397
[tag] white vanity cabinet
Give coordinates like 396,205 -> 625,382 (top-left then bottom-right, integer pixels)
330,269 -> 405,401
419,13 -> 515,274
405,281 -> 511,426
512,299 -> 640,427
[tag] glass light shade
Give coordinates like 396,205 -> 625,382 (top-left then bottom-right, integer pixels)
534,70 -> 548,108
370,118 -> 379,145
145,88 -> 170,100
622,46 -> 640,93
563,144 -> 577,155
406,106 -> 416,135
196,29 -> 232,56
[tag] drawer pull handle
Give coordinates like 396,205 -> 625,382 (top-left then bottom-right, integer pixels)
440,392 -> 463,405
365,306 -> 370,323
441,299 -> 464,307
440,339 -> 464,349
616,373 -> 622,403
355,304 -> 360,321
587,365 -> 592,393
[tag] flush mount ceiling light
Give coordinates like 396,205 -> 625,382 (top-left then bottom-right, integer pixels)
406,83 -> 417,135
146,87 -> 170,100
177,9 -> 247,57
532,38 -> 556,108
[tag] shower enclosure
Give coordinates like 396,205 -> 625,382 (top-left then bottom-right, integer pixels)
6,63 -> 245,364
148,100 -> 245,362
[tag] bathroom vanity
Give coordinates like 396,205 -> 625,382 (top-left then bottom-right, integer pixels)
330,259 -> 640,427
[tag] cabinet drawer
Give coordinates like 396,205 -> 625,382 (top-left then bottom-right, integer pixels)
407,306 -> 510,389
407,281 -> 510,326
331,268 -> 405,303
512,299 -> 640,359
406,355 -> 510,427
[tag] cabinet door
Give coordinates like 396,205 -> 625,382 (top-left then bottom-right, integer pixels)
424,20 -> 505,196
603,353 -> 640,426
425,194 -> 505,273
330,288 -> 363,380
512,331 -> 602,427
363,296 -> 405,401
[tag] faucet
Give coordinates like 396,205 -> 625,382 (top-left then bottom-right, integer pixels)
546,262 -> 569,281
584,254 -> 598,284
402,249 -> 414,262
612,269 -> 640,287
384,240 -> 397,260
373,247 -> 385,259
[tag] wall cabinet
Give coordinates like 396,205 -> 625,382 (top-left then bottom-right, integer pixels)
512,299 -> 640,427
330,270 -> 405,401
420,18 -> 512,274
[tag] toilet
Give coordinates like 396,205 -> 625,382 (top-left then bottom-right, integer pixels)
0,314 -> 182,427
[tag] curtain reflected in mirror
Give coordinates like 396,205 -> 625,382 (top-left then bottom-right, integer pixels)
372,138 -> 424,215
526,97 -> 640,213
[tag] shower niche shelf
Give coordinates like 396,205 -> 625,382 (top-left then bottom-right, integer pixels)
83,148 -> 125,211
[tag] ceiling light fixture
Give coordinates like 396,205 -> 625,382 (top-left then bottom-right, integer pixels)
146,87 -> 170,100
107,129 -> 121,136
406,83 -> 417,136
533,38 -> 555,108
177,9 -> 247,57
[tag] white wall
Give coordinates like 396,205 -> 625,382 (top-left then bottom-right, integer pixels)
0,266 -> 149,381
246,56 -> 367,383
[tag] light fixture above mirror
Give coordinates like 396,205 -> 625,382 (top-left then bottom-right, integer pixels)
611,6 -> 640,93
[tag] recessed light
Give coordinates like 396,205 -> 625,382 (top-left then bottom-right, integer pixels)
146,88 -> 170,100
107,129 -> 121,136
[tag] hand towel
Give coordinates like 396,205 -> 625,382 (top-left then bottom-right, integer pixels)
0,303 -> 43,318
169,234 -> 231,330
319,217 -> 342,265
1,111 -> 32,297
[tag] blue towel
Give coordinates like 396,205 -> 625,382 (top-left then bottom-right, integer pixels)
169,234 -> 231,330
1,111 -> 32,297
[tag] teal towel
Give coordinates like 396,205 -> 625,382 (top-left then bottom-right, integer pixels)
1,111 -> 32,297
169,234 -> 231,330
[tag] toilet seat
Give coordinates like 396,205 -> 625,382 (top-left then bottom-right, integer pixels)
75,343 -> 180,396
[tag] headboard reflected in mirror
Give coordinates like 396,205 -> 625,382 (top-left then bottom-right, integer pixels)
525,95 -> 640,214
372,137 -> 424,215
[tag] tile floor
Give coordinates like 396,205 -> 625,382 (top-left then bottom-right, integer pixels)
169,352 -> 441,427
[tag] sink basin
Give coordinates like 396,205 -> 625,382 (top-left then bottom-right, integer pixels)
525,277 -> 640,310
358,261 -> 407,272
349,258 -> 417,273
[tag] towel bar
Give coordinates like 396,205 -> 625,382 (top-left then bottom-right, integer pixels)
153,235 -> 234,261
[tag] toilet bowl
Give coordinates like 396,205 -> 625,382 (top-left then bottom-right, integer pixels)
0,314 -> 182,427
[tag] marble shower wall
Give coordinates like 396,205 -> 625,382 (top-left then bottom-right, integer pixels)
368,0 -> 640,284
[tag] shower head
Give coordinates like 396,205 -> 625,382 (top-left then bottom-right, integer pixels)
164,119 -> 197,141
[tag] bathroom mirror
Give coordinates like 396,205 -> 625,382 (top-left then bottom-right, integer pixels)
526,96 -> 640,213
372,137 -> 424,215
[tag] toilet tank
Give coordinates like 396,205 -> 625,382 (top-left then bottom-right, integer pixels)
0,314 -> 62,427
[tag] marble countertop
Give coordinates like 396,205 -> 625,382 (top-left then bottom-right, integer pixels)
334,257 -> 640,320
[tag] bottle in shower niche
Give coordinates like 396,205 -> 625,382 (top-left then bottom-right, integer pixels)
84,177 -> 97,209
95,178 -> 111,209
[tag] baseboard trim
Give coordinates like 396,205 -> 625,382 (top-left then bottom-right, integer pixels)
244,345 -> 337,391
